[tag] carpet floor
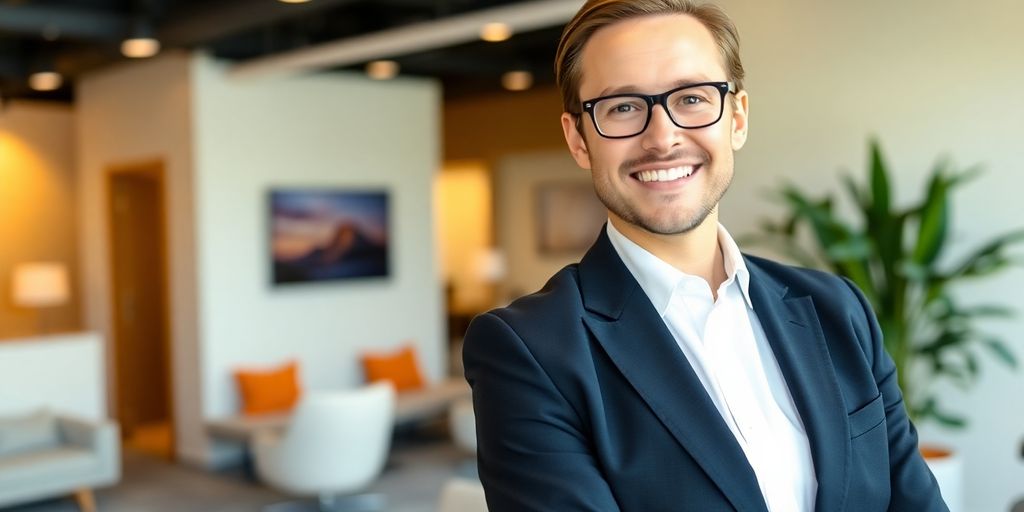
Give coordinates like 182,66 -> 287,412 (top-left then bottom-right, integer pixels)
3,433 -> 477,512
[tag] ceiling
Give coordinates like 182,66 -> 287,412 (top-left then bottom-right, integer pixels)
0,0 -> 575,104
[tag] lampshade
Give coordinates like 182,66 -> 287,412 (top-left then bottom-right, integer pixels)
472,248 -> 507,283
12,262 -> 70,307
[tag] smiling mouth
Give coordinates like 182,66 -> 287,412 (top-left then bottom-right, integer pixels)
631,164 -> 701,183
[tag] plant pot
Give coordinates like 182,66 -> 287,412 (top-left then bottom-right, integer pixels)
921,444 -> 963,512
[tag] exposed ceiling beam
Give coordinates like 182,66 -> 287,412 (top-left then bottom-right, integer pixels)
229,0 -> 582,80
157,0 -> 363,48
0,5 -> 127,42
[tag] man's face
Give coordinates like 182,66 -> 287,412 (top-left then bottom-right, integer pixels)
561,14 -> 749,237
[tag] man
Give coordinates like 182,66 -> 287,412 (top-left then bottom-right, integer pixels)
462,1 -> 948,511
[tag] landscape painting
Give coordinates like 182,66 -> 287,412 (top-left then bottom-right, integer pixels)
270,189 -> 389,285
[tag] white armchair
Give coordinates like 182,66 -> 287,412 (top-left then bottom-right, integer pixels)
252,382 -> 395,512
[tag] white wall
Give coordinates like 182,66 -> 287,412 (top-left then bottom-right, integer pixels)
76,51 -> 202,465
191,55 -> 443,461
0,332 -> 105,419
710,1 -> 1024,509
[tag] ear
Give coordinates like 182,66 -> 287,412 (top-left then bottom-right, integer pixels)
561,112 -> 592,170
730,90 -> 749,151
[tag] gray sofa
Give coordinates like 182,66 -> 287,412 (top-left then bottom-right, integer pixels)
0,412 -> 120,510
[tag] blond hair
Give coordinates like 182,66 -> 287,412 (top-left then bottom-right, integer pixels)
555,0 -> 745,114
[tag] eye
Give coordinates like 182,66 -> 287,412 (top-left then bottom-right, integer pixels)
605,101 -> 643,115
680,95 -> 706,105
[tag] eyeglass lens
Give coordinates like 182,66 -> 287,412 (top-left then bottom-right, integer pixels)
592,84 -> 724,137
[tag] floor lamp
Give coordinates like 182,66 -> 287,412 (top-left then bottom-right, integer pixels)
12,262 -> 70,334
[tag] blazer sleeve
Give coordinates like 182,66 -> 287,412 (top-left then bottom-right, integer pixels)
462,312 -> 622,512
841,277 -> 949,512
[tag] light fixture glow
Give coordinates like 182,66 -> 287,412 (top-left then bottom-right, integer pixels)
366,60 -> 399,80
121,37 -> 161,58
502,70 -> 533,91
29,71 -> 63,92
480,22 -> 513,42
278,0 -> 312,3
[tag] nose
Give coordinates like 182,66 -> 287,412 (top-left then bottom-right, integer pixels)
640,104 -> 682,154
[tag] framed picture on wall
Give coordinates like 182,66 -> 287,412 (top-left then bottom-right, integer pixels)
269,188 -> 390,285
534,181 -> 606,254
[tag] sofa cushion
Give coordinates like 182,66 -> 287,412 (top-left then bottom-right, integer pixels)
234,361 -> 302,416
0,409 -> 59,457
0,447 -> 97,490
361,344 -> 426,392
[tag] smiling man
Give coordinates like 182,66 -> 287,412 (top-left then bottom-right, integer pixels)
462,1 -> 948,511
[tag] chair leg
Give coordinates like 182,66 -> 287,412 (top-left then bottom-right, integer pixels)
317,493 -> 385,512
73,488 -> 97,512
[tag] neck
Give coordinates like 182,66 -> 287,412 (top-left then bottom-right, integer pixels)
610,209 -> 727,296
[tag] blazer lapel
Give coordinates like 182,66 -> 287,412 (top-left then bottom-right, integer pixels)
744,257 -> 849,512
578,230 -> 768,512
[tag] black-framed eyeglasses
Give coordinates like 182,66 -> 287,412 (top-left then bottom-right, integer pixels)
580,81 -> 736,139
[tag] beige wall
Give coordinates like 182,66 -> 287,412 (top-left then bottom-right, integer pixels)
444,85 -> 566,164
435,161 -> 495,313
0,102 -> 80,339
495,150 -> 599,300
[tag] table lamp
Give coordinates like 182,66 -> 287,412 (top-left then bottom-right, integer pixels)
12,262 -> 69,333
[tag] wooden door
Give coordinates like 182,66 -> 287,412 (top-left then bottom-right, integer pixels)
107,163 -> 174,459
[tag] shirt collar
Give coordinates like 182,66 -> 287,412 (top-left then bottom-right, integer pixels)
605,221 -> 753,315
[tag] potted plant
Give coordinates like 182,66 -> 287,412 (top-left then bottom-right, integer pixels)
745,139 -> 1024,510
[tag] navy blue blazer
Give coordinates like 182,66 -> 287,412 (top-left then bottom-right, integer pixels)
463,229 -> 947,512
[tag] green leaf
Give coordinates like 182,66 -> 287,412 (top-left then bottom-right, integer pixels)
950,229 -> 1024,279
965,351 -> 979,378
915,396 -> 967,428
911,170 -> 949,266
841,172 -> 869,215
826,236 -> 871,261
869,138 -> 892,227
960,305 -> 1015,318
930,407 -> 968,429
946,164 -> 984,188
982,338 -> 1018,369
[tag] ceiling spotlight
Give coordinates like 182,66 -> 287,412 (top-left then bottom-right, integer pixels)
121,37 -> 161,58
29,71 -> 63,92
480,22 -> 513,42
366,60 -> 399,80
502,70 -> 533,91
278,0 -> 312,3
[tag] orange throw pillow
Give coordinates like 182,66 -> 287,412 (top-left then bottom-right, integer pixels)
361,344 -> 425,392
234,361 -> 301,415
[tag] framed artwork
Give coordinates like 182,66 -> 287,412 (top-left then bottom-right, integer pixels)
269,188 -> 390,285
534,181 -> 606,254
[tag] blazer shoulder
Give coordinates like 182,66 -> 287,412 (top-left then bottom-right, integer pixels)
487,264 -> 585,328
744,253 -> 859,303
465,264 -> 591,366
745,253 -> 879,356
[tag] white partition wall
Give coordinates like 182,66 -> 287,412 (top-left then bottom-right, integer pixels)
0,332 -> 106,419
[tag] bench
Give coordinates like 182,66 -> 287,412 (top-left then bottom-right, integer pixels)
206,378 -> 471,445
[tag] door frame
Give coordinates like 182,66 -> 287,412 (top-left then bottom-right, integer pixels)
105,159 -> 176,460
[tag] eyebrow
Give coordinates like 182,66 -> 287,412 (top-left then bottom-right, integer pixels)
595,75 -> 717,97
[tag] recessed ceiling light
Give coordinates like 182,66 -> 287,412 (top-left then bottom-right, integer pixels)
366,60 -> 399,80
29,71 -> 63,92
480,22 -> 512,42
121,37 -> 161,58
278,0 -> 312,3
502,70 -> 533,91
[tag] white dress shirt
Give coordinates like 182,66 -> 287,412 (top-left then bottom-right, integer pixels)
606,221 -> 817,512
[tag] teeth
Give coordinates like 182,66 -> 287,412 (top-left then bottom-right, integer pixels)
636,165 -> 696,182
